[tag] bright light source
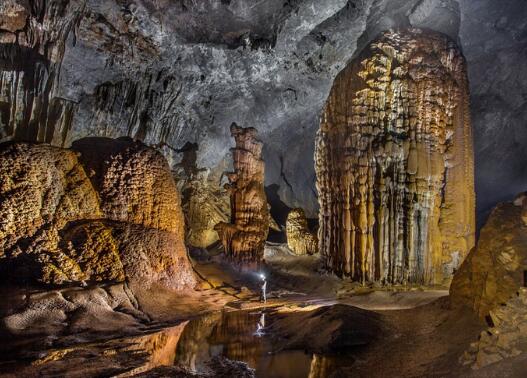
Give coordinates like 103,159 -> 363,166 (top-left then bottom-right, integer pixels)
259,273 -> 266,280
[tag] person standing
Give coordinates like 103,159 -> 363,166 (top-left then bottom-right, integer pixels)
260,274 -> 267,303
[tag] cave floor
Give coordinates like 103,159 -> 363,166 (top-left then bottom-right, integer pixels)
0,246 -> 524,377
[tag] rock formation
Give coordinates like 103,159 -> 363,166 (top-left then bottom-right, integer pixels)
450,196 -> 527,317
215,123 -> 269,268
461,288 -> 527,369
0,1 -> 524,233
172,142 -> 231,248
0,139 -> 196,290
183,172 -> 231,248
315,29 -> 475,286
286,208 -> 318,255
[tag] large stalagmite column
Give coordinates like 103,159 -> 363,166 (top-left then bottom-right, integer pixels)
315,29 -> 475,286
215,123 -> 270,268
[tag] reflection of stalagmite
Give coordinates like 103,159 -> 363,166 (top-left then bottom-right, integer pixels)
286,208 -> 318,255
315,29 -> 475,286
215,123 -> 270,268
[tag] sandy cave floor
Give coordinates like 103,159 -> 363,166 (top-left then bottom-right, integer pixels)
0,244 -> 524,377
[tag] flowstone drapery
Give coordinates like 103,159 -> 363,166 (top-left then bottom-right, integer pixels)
315,29 -> 475,286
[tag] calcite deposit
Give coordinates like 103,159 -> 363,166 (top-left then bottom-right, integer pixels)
286,208 -> 318,255
0,139 -> 196,289
215,124 -> 270,268
450,197 -> 527,317
316,29 -> 475,286
173,143 -> 231,248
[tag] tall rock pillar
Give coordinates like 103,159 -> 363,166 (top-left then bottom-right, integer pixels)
315,29 -> 475,286
215,123 -> 270,268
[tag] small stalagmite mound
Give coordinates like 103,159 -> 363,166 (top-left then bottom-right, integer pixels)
286,208 -> 318,255
450,194 -> 527,318
215,123 -> 270,269
315,28 -> 475,286
0,139 -> 196,290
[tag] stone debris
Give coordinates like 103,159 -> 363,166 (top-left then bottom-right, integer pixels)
461,288 -> 527,369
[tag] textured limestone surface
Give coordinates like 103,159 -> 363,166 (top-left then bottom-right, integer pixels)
461,288 -> 527,369
173,143 -> 231,248
450,198 -> 527,318
0,140 -> 196,289
0,142 -> 105,283
316,29 -> 474,286
215,124 -> 270,267
0,1 -> 524,224
72,137 -> 185,233
2,283 -> 146,337
286,208 -> 318,256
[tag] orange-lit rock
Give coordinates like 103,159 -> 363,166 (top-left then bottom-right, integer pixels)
315,29 -> 475,286
0,139 -> 196,289
450,197 -> 527,317
215,123 -> 270,268
286,208 -> 318,255
0,0 -> 29,32
0,143 -> 103,284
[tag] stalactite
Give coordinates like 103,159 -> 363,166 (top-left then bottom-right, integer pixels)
0,1 -> 84,145
315,28 -> 475,286
286,208 -> 318,255
215,123 -> 270,269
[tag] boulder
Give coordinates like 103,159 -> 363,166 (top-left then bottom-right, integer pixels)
0,140 -> 196,289
450,197 -> 527,317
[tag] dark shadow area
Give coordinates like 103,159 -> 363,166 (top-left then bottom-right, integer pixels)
265,184 -> 291,243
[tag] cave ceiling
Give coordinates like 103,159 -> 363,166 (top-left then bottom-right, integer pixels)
1,0 -> 526,225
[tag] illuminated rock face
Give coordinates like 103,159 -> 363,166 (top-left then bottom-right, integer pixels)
184,175 -> 230,248
450,197 -> 527,317
316,29 -> 475,286
215,124 -> 269,268
286,208 -> 318,255
0,139 -> 196,289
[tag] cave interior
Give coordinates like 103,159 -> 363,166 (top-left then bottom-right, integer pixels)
0,0 -> 527,377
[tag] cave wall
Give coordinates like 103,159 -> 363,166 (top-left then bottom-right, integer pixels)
316,29 -> 474,285
0,0 -> 525,226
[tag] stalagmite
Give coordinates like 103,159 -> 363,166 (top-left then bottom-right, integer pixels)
315,29 -> 475,286
215,123 -> 270,268
286,208 -> 318,255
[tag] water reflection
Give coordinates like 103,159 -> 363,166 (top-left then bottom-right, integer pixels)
255,312 -> 265,337
5,308 -> 353,377
176,310 -> 315,378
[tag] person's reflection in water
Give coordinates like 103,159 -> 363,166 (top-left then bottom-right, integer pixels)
254,312 -> 265,337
